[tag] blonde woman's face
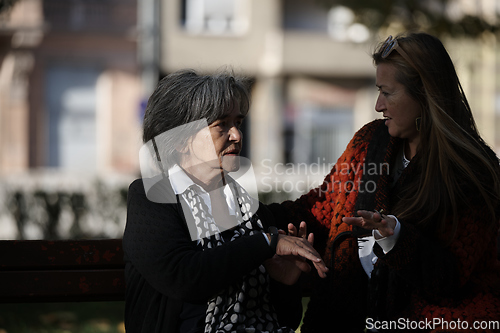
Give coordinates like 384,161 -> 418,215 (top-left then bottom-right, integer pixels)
375,63 -> 421,145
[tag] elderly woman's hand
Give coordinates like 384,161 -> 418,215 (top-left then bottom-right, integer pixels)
274,222 -> 328,279
264,221 -> 324,285
342,210 -> 397,239
264,253 -> 311,285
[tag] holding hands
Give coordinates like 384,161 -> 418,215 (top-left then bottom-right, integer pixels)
264,221 -> 328,285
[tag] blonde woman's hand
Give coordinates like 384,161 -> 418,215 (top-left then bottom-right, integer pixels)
342,210 -> 397,239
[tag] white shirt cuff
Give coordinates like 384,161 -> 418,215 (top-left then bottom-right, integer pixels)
373,215 -> 401,254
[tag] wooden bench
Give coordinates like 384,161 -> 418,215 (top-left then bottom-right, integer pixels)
0,239 -> 125,303
1,236 -> 498,304
0,238 -> 315,304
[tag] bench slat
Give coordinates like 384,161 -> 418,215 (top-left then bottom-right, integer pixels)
0,269 -> 126,303
0,238 -> 314,303
0,239 -> 124,270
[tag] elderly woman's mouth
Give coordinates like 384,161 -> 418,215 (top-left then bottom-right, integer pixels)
223,149 -> 240,156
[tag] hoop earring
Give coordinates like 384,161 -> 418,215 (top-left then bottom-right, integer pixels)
415,117 -> 421,132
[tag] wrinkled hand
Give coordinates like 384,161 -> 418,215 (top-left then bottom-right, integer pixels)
264,222 -> 318,285
342,210 -> 396,239
269,221 -> 328,280
264,253 -> 312,285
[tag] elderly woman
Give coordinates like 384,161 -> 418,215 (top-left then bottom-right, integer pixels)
123,69 -> 328,333
269,32 -> 500,332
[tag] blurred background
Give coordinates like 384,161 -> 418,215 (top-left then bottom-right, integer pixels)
1,0 -> 499,243
0,0 -> 499,331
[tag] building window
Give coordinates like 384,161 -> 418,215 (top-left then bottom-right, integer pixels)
43,0 -> 136,33
283,0 -> 329,32
46,66 -> 100,171
292,106 -> 353,165
181,0 -> 249,35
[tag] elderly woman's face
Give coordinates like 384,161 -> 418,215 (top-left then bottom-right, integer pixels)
375,63 -> 421,145
182,107 -> 244,175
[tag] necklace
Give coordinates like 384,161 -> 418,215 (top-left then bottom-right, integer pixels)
402,150 -> 410,168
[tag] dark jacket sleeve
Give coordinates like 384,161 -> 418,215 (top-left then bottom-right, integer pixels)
374,206 -> 497,300
255,202 -> 304,330
123,179 -> 275,303
372,221 -> 461,302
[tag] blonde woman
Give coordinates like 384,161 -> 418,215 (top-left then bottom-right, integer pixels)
269,33 -> 500,332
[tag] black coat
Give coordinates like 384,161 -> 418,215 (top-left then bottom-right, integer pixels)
123,178 -> 302,333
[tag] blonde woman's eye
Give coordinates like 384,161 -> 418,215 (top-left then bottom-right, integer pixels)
377,87 -> 389,97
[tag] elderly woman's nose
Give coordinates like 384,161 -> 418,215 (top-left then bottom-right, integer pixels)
229,126 -> 241,141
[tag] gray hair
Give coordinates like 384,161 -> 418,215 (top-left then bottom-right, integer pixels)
142,68 -> 251,169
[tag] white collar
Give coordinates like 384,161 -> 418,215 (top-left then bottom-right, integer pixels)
167,164 -> 236,215
168,164 -> 200,195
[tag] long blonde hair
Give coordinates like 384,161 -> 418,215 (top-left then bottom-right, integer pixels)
373,33 -> 500,242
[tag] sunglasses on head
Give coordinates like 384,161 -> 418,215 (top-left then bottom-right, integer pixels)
379,35 -> 414,67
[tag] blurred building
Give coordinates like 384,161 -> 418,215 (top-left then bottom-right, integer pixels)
159,0 -> 500,198
159,0 -> 378,198
0,0 -> 141,175
0,0 -> 499,239
0,0 -> 140,239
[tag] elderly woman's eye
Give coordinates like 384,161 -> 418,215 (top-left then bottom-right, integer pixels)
211,120 -> 224,128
